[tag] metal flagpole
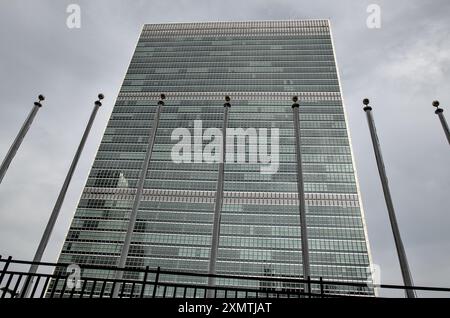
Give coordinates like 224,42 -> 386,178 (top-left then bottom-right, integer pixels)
112,94 -> 165,298
0,95 -> 45,184
23,94 -> 104,297
362,98 -> 416,298
432,101 -> 450,146
291,96 -> 311,293
207,95 -> 230,298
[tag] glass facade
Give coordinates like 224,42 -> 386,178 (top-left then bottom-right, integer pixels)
55,20 -> 373,296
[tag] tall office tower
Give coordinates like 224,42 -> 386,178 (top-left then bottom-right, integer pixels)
55,20 -> 374,297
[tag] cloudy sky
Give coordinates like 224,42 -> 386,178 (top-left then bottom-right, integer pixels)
0,0 -> 449,297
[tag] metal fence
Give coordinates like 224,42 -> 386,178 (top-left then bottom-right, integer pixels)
1,255 -> 449,298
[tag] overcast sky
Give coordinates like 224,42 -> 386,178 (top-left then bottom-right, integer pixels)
0,0 -> 449,297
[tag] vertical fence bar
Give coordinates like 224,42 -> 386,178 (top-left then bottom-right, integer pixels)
39,276 -> 51,298
79,279 -> 87,298
11,274 -> 23,298
140,266 -> 149,298
30,275 -> 41,298
152,266 -> 160,298
49,272 -> 62,298
20,272 -> 33,298
119,280 -> 126,298
320,277 -> 324,298
69,277 -> 77,298
0,256 -> 12,286
307,276 -> 311,298
1,273 -> 14,298
99,280 -> 107,298
59,273 -> 69,298
90,280 -> 97,298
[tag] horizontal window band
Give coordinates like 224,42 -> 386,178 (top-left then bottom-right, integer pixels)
117,91 -> 342,101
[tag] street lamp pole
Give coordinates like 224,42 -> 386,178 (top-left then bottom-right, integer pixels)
0,95 -> 44,184
22,94 -> 104,297
432,101 -> 450,145
362,98 -> 416,298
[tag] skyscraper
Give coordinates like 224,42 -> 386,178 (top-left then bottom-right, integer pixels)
55,20 -> 374,297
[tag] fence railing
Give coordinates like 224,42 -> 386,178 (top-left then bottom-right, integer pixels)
1,255 -> 449,298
